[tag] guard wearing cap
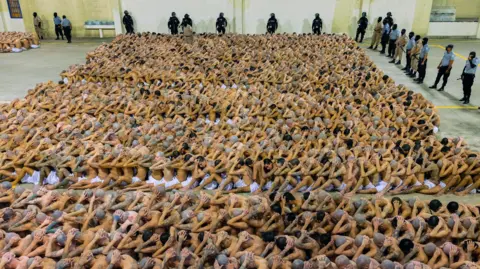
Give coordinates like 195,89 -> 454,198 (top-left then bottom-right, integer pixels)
384,12 -> 394,28
312,13 -> 323,35
181,14 -> 193,33
216,13 -> 227,35
429,44 -> 455,91
267,13 -> 278,34
462,51 -> 479,104
355,12 -> 368,43
168,12 -> 180,35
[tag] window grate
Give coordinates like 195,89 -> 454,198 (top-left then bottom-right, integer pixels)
7,0 -> 23,19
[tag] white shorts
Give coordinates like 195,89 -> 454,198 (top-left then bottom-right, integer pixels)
362,183 -> 375,190
250,182 -> 260,193
200,174 -> 218,190
439,181 -> 446,188
21,170 -> 40,185
91,176 -> 104,183
132,177 -> 141,183
163,177 -> 180,188
44,171 -> 60,185
234,179 -> 247,188
182,176 -> 194,188
11,48 -> 22,53
424,180 -> 436,189
220,177 -> 233,191
263,181 -> 273,191
375,181 -> 388,192
147,175 -> 162,186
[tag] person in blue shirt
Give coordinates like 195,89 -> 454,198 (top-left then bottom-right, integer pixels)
429,44 -> 455,92
387,24 -> 399,58
53,12 -> 64,40
402,32 -> 415,71
379,20 -> 390,54
415,37 -> 429,84
61,15 -> 72,43
462,51 -> 479,104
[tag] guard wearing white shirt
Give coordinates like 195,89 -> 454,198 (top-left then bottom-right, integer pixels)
430,44 -> 455,92
461,51 -> 478,104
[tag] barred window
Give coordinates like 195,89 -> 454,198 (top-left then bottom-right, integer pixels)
7,0 -> 23,19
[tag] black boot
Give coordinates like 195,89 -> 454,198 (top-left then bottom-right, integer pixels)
437,87 -> 445,92
464,98 -> 470,104
368,46 -> 373,49
459,95 -> 466,101
373,46 -> 378,50
395,61 -> 401,65
389,60 -> 395,63
429,85 -> 437,89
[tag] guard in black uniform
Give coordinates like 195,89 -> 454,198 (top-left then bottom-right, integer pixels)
267,13 -> 278,34
181,14 -> 193,32
168,12 -> 180,35
384,12 -> 394,29
122,10 -> 134,34
312,13 -> 322,35
355,12 -> 368,43
216,12 -> 227,35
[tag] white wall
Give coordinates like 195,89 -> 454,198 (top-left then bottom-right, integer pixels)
428,21 -> 479,37
243,0 -> 336,34
364,0 -> 417,38
1,12 -> 25,32
120,0 -> 336,34
0,12 -> 5,32
121,0 -> 234,33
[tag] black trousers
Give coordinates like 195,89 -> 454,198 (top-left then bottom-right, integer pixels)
355,28 -> 366,42
217,27 -> 225,34
55,24 -> 64,39
63,27 -> 72,42
418,57 -> 427,80
388,39 -> 396,56
171,28 -> 178,35
380,34 -> 388,53
463,73 -> 475,99
433,66 -> 451,87
405,49 -> 411,69
125,24 -> 134,34
267,27 -> 275,34
313,28 -> 321,35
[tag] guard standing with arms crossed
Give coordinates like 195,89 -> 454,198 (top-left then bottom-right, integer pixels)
462,52 -> 479,104
53,12 -> 63,40
312,13 -> 322,35
216,13 -> 227,35
168,12 -> 180,35
267,13 -> 278,34
61,15 -> 72,43
430,44 -> 455,92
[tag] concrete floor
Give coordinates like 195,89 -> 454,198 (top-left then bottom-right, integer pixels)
0,38 -> 110,101
2,37 -> 480,202
362,39 -> 480,151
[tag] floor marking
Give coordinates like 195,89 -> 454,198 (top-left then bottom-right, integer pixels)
431,44 -> 480,65
435,105 -> 478,109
